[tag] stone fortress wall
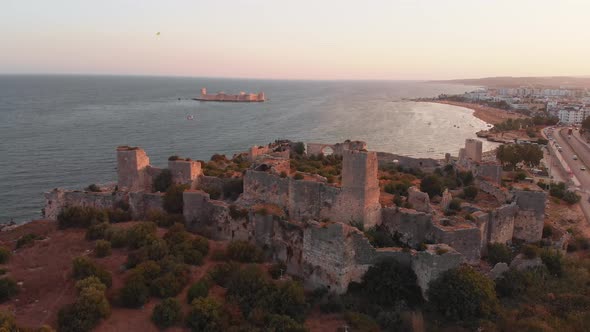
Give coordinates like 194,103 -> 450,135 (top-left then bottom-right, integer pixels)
43,138 -> 547,294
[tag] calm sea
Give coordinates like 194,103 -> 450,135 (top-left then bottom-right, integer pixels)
0,75 -> 492,223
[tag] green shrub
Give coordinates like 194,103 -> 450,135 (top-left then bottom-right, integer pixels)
540,249 -> 563,277
0,278 -> 19,302
153,169 -> 173,192
186,297 -> 224,331
72,256 -> 112,287
119,274 -> 150,308
126,222 -> 157,249
163,184 -> 189,214
150,273 -> 185,298
146,209 -> 183,228
105,228 -> 128,248
94,240 -> 112,258
293,142 -> 305,155
420,175 -> 443,198
0,247 -> 11,264
463,185 -> 479,200
58,206 -> 108,229
145,239 -> 169,261
0,311 -> 18,331
15,233 -> 44,249
58,285 -> 110,332
85,184 -> 101,192
208,262 -> 240,287
522,244 -> 539,259
269,261 -> 287,280
107,208 -> 132,223
265,314 -> 308,332
428,265 -> 499,321
75,276 -> 106,293
542,224 -> 553,238
152,298 -> 182,329
344,311 -> 380,332
359,258 -> 422,307
448,198 -> 462,211
293,173 -> 304,180
495,268 -> 536,298
187,279 -> 211,304
563,191 -> 581,204
487,243 -> 513,265
226,241 -> 263,263
85,222 -> 111,240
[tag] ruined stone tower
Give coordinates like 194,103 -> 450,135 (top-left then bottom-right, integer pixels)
338,149 -> 381,228
168,159 -> 202,187
464,139 -> 483,162
117,146 -> 151,192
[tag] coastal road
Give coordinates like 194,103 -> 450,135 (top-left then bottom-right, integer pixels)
552,127 -> 590,223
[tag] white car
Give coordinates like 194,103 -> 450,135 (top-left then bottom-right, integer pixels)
581,167 -> 586,171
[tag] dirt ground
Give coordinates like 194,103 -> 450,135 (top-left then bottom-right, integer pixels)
545,198 -> 590,237
0,220 -> 348,331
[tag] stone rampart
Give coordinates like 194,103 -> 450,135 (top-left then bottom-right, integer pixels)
412,244 -> 463,298
376,152 -> 440,170
474,163 -> 502,184
488,203 -> 518,243
432,224 -> 483,264
129,192 -> 164,220
478,179 -> 512,203
381,208 -> 434,247
242,170 -> 290,208
183,190 -> 232,239
306,141 -> 367,156
513,190 -> 546,242
43,189 -> 126,220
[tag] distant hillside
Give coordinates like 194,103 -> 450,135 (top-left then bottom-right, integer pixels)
432,76 -> 590,89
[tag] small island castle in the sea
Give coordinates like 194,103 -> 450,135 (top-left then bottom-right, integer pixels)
194,88 -> 265,102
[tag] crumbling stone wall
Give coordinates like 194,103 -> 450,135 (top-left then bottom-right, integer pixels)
513,190 -> 547,242
242,170 -> 290,208
488,203 -> 517,243
407,187 -> 432,213
432,224 -> 483,264
129,192 -> 164,220
249,145 -> 271,161
478,179 -> 513,203
473,163 -> 502,184
411,244 -> 463,298
183,190 -> 232,240
376,152 -> 440,170
43,189 -> 126,220
381,208 -> 434,247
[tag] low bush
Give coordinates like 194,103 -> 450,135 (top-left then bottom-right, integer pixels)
208,262 -> 240,287
119,274 -> 150,308
293,173 -> 304,180
187,278 -> 211,304
226,241 -> 263,263
486,243 -> 513,265
106,208 -> 132,223
0,247 -> 10,264
58,279 -> 110,332
86,222 -> 111,240
428,265 -> 498,321
72,256 -> 112,287
146,209 -> 183,228
344,311 -> 380,332
359,258 -> 422,307
152,297 -> 182,329
105,228 -> 128,248
0,278 -> 19,302
58,206 -> 108,229
126,222 -> 157,249
94,240 -> 112,258
563,191 -> 581,204
186,297 -> 225,331
163,184 -> 189,214
15,233 -> 44,249
540,249 -> 563,277
85,184 -> 101,192
522,244 -> 539,259
153,169 -> 173,192
448,198 -> 462,211
463,185 -> 479,200
75,276 -> 106,293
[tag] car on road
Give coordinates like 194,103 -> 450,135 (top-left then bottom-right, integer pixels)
573,155 -> 578,160
581,166 -> 586,171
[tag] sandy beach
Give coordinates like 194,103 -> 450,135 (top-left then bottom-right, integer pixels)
427,100 -> 527,125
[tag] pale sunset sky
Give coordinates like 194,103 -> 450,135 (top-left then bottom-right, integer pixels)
1,0 -> 589,80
